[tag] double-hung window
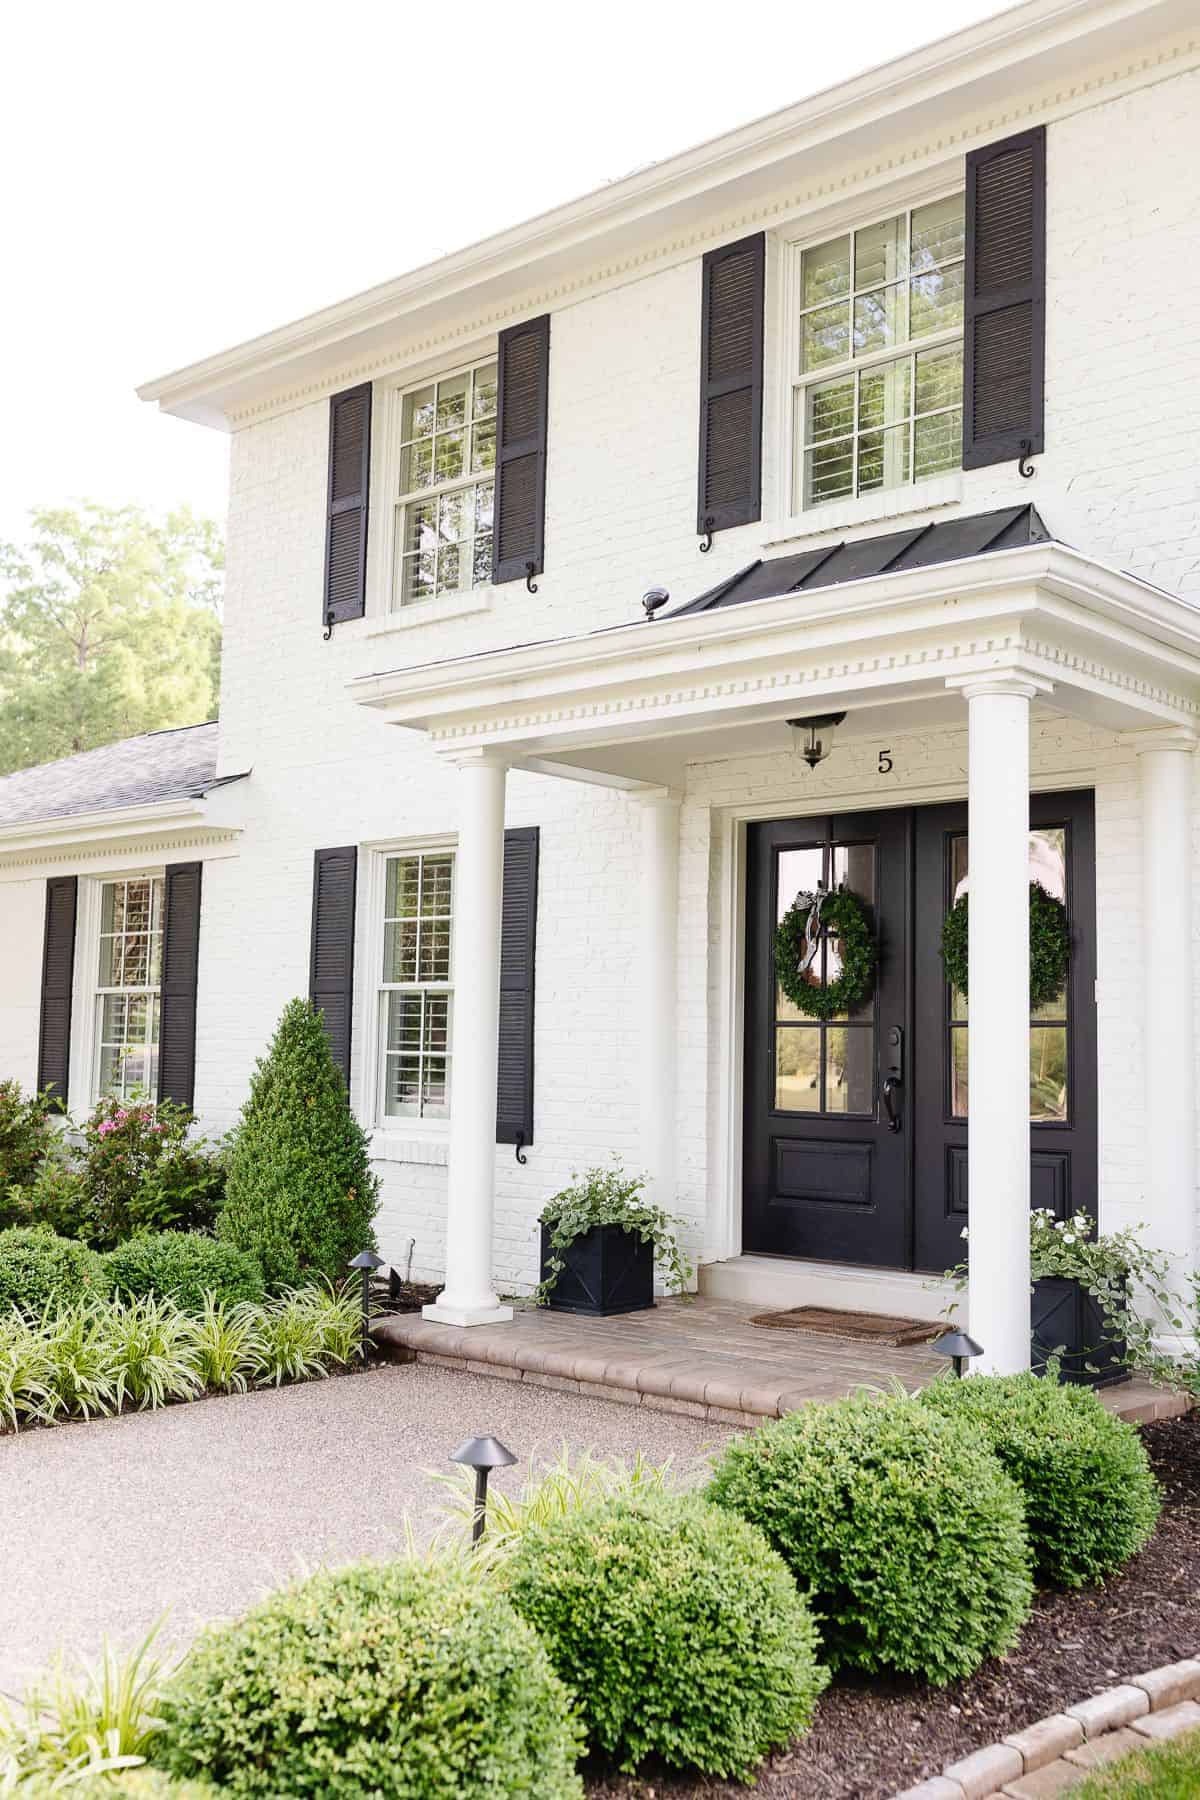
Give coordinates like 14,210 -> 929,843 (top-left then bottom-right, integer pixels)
94,876 -> 164,1100
378,851 -> 454,1119
393,359 -> 497,608
793,193 -> 965,509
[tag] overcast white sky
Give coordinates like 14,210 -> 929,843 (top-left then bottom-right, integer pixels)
0,0 -> 1014,546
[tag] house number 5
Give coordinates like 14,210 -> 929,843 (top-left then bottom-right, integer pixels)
878,749 -> 893,775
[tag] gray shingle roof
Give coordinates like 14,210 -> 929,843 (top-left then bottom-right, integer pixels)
0,722 -> 243,828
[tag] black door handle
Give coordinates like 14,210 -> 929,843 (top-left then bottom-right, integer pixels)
882,1075 -> 902,1133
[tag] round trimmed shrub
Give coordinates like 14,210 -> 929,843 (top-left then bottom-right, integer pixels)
707,1392 -> 1034,1684
0,1227 -> 109,1315
106,1232 -> 265,1313
503,1490 -> 828,1779
158,1558 -> 584,1798
919,1372 -> 1161,1587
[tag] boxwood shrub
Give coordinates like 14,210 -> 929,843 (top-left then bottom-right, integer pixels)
158,1558 -> 584,1797
105,1232 -> 265,1313
707,1392 -> 1034,1684
919,1371 -> 1161,1587
0,1227 -> 109,1315
17,1775 -> 216,1796
503,1489 -> 827,1780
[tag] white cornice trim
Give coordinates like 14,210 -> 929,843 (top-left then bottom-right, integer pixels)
0,798 -> 242,870
138,2 -> 1198,430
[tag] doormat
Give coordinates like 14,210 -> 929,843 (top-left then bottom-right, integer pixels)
748,1305 -> 942,1346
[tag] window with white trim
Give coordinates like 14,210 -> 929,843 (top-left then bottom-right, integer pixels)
378,851 -> 454,1118
93,876 -> 164,1100
792,193 -> 965,509
392,359 -> 497,608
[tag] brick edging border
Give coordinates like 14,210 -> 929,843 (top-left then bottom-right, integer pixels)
892,1658 -> 1200,1798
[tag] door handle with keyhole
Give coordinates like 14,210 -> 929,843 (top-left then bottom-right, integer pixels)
882,1076 -> 903,1133
882,1025 -> 903,1132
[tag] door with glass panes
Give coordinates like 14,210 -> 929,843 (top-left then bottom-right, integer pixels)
741,793 -> 1096,1271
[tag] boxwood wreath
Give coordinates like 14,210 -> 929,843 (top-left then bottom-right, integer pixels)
942,881 -> 1070,1008
774,886 -> 876,1022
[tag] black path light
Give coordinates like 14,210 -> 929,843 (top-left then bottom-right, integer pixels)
932,1329 -> 985,1379
348,1250 -> 384,1365
450,1436 -> 518,1547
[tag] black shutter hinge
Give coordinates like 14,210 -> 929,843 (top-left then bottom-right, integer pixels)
699,515 -> 715,553
514,1128 -> 528,1165
525,562 -> 538,594
1017,440 -> 1036,479
323,609 -> 336,641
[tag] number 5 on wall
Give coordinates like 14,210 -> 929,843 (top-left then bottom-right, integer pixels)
878,749 -> 893,775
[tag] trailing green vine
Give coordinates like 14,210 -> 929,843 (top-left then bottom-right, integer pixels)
941,881 -> 1069,1008
774,886 -> 876,1023
535,1161 -> 693,1306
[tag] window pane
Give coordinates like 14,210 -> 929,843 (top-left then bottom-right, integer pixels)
1030,1027 -> 1068,1121
854,214 -> 906,291
802,234 -> 850,308
401,552 -> 436,605
474,482 -> 495,534
422,1058 -> 449,1118
915,344 -> 962,414
404,499 -> 437,556
399,438 -> 433,493
775,1027 -> 821,1111
854,283 -> 905,356
384,1054 -> 421,1116
433,432 -> 464,484
472,365 -> 498,418
422,856 -> 453,914
858,423 -> 911,494
807,376 -> 855,443
471,417 -> 496,474
826,1027 -> 875,1114
383,921 -> 419,984
802,303 -> 850,372
910,264 -> 964,337
402,385 -> 435,441
435,374 -> 468,432
438,489 -> 467,542
914,410 -> 962,481
418,919 -> 452,982
805,438 -> 854,507
911,194 -> 964,270
385,857 -> 420,919
858,360 -> 911,432
473,536 -> 493,586
100,884 -> 118,935
951,1027 -> 968,1118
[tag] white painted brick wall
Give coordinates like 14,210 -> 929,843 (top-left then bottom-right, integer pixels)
3,62 -> 1199,1289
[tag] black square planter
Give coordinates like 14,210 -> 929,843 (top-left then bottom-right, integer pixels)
539,1223 -> 655,1316
1031,1275 -> 1128,1389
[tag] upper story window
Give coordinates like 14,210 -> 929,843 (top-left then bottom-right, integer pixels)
378,850 -> 454,1118
94,876 -> 164,1100
793,193 -> 964,510
395,359 -> 497,608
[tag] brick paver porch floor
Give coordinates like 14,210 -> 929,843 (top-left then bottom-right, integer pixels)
372,1296 -> 1188,1428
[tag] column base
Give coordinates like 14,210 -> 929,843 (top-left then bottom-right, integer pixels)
422,1301 -> 514,1328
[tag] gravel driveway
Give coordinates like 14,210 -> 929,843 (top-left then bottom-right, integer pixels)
0,1364 -> 732,1692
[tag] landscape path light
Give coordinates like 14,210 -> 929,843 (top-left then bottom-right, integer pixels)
931,1329 -> 985,1380
348,1250 -> 384,1365
450,1435 -> 519,1546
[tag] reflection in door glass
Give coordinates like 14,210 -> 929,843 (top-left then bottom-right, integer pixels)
773,840 -> 877,1116
775,1026 -> 821,1111
826,1026 -> 875,1113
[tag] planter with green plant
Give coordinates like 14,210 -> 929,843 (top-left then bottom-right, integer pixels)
535,1162 -> 692,1315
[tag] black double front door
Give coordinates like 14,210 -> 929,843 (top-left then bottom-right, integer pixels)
742,792 -> 1097,1274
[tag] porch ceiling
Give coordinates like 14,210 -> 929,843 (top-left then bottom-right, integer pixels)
352,542 -> 1200,787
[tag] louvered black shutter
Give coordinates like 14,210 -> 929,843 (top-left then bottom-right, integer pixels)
962,126 -> 1046,470
310,846 -> 357,1088
697,232 -> 765,536
158,861 -> 203,1109
492,316 -> 550,586
37,876 -> 77,1112
323,383 -> 372,626
496,827 -> 539,1147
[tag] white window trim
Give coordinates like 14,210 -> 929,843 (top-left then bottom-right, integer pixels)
67,867 -> 165,1118
354,836 -> 457,1159
770,172 -> 967,541
364,351 -> 500,631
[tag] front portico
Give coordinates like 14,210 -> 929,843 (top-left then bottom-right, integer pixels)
355,526 -> 1200,1372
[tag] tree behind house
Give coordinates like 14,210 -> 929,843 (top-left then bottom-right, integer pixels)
220,998 -> 378,1288
0,501 -> 223,775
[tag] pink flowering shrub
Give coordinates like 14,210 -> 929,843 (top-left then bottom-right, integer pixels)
79,1097 -> 225,1247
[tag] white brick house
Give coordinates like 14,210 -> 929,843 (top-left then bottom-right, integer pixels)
3,0 -> 1199,1370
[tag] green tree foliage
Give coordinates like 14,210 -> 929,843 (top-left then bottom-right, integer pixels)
219,999 -> 378,1288
0,502 -> 223,775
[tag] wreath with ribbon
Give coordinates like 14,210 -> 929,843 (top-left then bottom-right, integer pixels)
774,885 -> 877,1022
941,881 -> 1070,1007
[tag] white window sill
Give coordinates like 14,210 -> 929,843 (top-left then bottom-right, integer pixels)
368,1128 -> 450,1167
763,474 -> 964,550
355,587 -> 494,640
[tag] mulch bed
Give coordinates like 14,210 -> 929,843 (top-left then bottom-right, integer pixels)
585,1411 -> 1200,1800
372,1278 -> 441,1315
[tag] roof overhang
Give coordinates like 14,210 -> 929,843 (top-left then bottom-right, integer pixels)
352,544 -> 1200,785
0,797 -> 242,876
137,0 -> 1197,429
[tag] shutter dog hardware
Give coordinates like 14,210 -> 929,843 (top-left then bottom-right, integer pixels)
699,515 -> 714,553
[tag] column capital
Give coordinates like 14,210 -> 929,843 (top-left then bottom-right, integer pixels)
440,745 -> 511,772
946,666 -> 1053,703
1124,725 -> 1200,757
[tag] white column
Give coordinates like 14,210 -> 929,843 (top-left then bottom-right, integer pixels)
949,671 -> 1044,1374
637,791 -> 682,1216
1135,731 -> 1197,1290
424,751 -> 513,1327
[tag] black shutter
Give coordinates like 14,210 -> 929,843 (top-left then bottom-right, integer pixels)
323,383 -> 372,626
492,315 -> 550,586
310,846 -> 357,1087
962,126 -> 1046,470
496,826 -> 539,1147
697,232 -> 765,536
37,877 -> 77,1113
158,861 -> 203,1110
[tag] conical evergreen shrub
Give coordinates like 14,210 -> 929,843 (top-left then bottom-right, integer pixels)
220,998 -> 378,1288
